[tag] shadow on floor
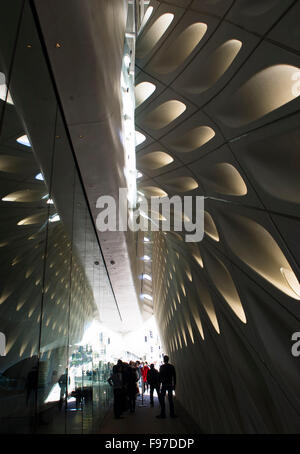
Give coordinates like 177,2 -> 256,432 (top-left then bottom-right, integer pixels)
98,392 -> 202,435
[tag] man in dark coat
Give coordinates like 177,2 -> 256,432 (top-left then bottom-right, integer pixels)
147,363 -> 160,407
108,360 -> 126,419
126,361 -> 139,413
156,355 -> 177,418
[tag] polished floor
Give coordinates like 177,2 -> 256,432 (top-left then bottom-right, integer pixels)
98,390 -> 201,435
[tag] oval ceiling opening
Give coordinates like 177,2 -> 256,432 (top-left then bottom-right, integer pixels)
142,100 -> 186,130
164,176 -> 198,192
220,212 -> 300,300
169,125 -> 215,153
150,22 -> 208,74
199,162 -> 247,196
137,151 -> 174,170
204,211 -> 219,241
184,39 -> 242,94
218,64 -> 300,128
136,13 -> 175,59
135,81 -> 156,108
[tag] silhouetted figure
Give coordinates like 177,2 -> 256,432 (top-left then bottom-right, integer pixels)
72,387 -> 82,409
147,364 -> 160,407
108,360 -> 125,419
127,361 -> 139,413
156,355 -> 177,418
25,366 -> 38,406
136,361 -> 142,393
58,369 -> 70,410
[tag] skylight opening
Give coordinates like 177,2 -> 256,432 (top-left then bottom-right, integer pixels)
49,214 -> 60,223
17,135 -> 31,148
135,131 -> 146,146
142,293 -> 153,301
35,172 -> 44,181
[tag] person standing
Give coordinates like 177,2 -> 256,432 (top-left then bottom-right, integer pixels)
25,365 -> 38,406
135,361 -> 142,394
156,355 -> 177,418
127,361 -> 139,413
108,360 -> 125,419
147,364 -> 160,407
58,368 -> 70,410
141,362 -> 150,393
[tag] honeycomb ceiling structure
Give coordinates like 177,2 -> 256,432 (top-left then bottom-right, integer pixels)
135,0 -> 300,433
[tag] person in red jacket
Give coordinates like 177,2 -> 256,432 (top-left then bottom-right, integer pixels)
141,362 -> 150,393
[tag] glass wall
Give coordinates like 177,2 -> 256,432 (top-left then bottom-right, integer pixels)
0,0 -> 119,434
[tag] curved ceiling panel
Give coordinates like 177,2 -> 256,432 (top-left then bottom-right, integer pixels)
135,130 -> 146,145
139,5 -> 154,34
2,189 -> 46,202
142,99 -> 186,129
220,212 -> 300,299
204,211 -> 219,241
17,213 -> 46,226
164,176 -> 198,192
240,131 -> 300,203
199,162 -> 247,196
137,151 -> 174,170
195,278 -> 220,333
169,125 -> 215,152
140,185 -> 168,198
188,243 -> 204,268
136,13 -> 175,59
239,0 -> 279,16
183,39 -> 242,94
193,252 -> 203,268
188,298 -> 204,340
149,22 -> 208,74
0,155 -> 32,174
135,81 -> 156,107
205,251 -> 247,323
140,0 -> 300,435
218,65 -> 300,127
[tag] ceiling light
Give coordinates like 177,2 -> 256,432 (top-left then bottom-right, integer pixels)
135,131 -> 146,146
0,72 -> 13,105
142,293 -> 153,301
35,172 -> 44,181
17,135 -> 31,147
49,214 -> 60,223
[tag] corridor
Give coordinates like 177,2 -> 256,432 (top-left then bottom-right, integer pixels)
1,0 -> 300,436
98,392 -> 201,435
